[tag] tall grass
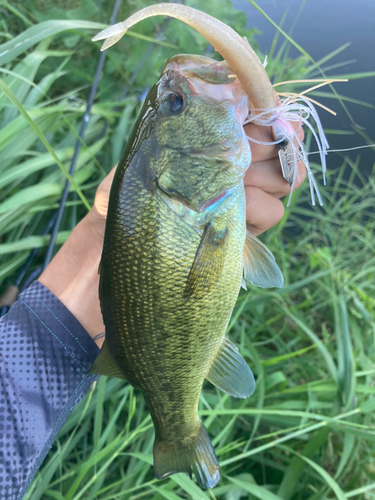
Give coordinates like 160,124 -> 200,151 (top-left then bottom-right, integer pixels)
1,0 -> 374,498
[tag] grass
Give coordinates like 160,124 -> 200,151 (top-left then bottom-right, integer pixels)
1,0 -> 375,498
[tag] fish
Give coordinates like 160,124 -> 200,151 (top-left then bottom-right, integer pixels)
90,53 -> 283,489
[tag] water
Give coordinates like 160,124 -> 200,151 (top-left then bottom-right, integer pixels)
232,0 -> 375,178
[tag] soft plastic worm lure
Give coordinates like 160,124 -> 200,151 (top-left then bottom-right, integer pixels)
93,3 -> 329,205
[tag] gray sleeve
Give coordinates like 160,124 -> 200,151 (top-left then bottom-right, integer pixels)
0,280 -> 100,500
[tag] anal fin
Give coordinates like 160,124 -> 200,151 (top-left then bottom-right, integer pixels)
206,336 -> 255,398
88,340 -> 126,380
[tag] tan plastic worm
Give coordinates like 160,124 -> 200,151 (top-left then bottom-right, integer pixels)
92,3 -> 277,112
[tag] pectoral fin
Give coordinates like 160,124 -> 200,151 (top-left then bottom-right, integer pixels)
206,336 -> 255,398
185,223 -> 228,298
243,230 -> 284,288
88,340 -> 126,380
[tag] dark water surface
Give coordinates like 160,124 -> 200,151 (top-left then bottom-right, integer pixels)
232,0 -> 375,178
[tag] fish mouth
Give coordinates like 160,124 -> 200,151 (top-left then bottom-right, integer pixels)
167,55 -> 234,84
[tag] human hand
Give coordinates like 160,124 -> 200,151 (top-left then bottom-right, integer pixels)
244,121 -> 305,236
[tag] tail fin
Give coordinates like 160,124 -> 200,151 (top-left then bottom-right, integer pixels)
153,421 -> 220,489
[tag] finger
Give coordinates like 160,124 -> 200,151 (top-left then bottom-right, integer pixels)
244,119 -> 304,163
94,166 -> 117,218
98,165 -> 117,195
245,186 -> 285,236
244,157 -> 307,198
244,124 -> 277,162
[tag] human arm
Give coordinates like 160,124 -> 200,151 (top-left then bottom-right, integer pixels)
0,282 -> 99,500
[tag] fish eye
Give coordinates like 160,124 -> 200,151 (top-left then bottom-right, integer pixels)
161,92 -> 185,114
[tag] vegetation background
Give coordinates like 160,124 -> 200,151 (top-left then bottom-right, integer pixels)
0,0 -> 374,498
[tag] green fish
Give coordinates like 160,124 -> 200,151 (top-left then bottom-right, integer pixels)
90,54 -> 283,489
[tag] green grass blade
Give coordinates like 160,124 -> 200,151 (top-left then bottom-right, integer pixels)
0,231 -> 70,254
279,445 -> 347,500
0,1 -> 33,27
277,428 -> 330,499
228,475 -> 284,500
0,20 -> 107,65
0,184 -> 62,215
0,77 -> 91,210
150,485 -> 184,500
